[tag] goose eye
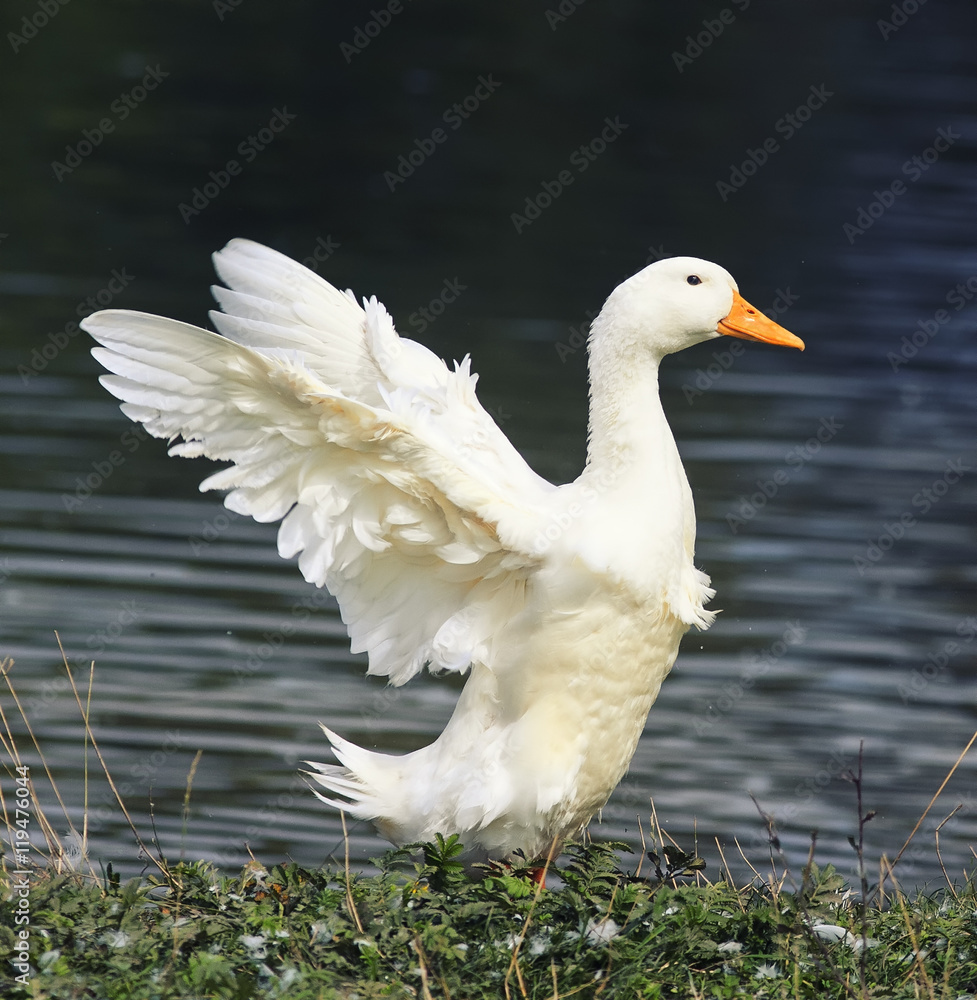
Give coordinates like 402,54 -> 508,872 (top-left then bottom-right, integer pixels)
686,275 -> 702,286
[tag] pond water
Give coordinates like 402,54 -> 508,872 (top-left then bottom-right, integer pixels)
1,2 -> 976,888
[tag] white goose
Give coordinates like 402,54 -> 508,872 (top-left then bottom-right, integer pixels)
83,239 -> 803,862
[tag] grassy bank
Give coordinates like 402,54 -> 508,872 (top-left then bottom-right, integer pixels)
3,836 -> 977,999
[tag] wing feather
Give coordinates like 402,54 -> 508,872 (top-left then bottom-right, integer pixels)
83,242 -> 556,684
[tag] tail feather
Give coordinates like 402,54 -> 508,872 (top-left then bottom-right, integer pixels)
305,725 -> 403,823
306,782 -> 363,815
306,719 -> 550,858
303,767 -> 369,801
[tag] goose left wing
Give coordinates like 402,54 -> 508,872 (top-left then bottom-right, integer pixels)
83,277 -> 555,685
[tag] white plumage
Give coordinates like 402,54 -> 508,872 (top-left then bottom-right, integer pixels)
83,238 -> 803,861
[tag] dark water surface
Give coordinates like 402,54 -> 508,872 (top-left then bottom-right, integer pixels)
2,2 -> 976,887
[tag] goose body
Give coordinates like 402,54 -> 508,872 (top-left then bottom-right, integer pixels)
83,239 -> 803,860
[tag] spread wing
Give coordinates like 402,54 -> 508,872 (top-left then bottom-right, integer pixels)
83,239 -> 556,685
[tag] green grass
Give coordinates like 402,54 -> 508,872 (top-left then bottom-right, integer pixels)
3,837 -> 977,998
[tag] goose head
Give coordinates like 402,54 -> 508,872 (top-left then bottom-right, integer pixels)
593,256 -> 805,361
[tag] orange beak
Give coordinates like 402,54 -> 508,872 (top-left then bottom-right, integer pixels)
718,291 -> 805,350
